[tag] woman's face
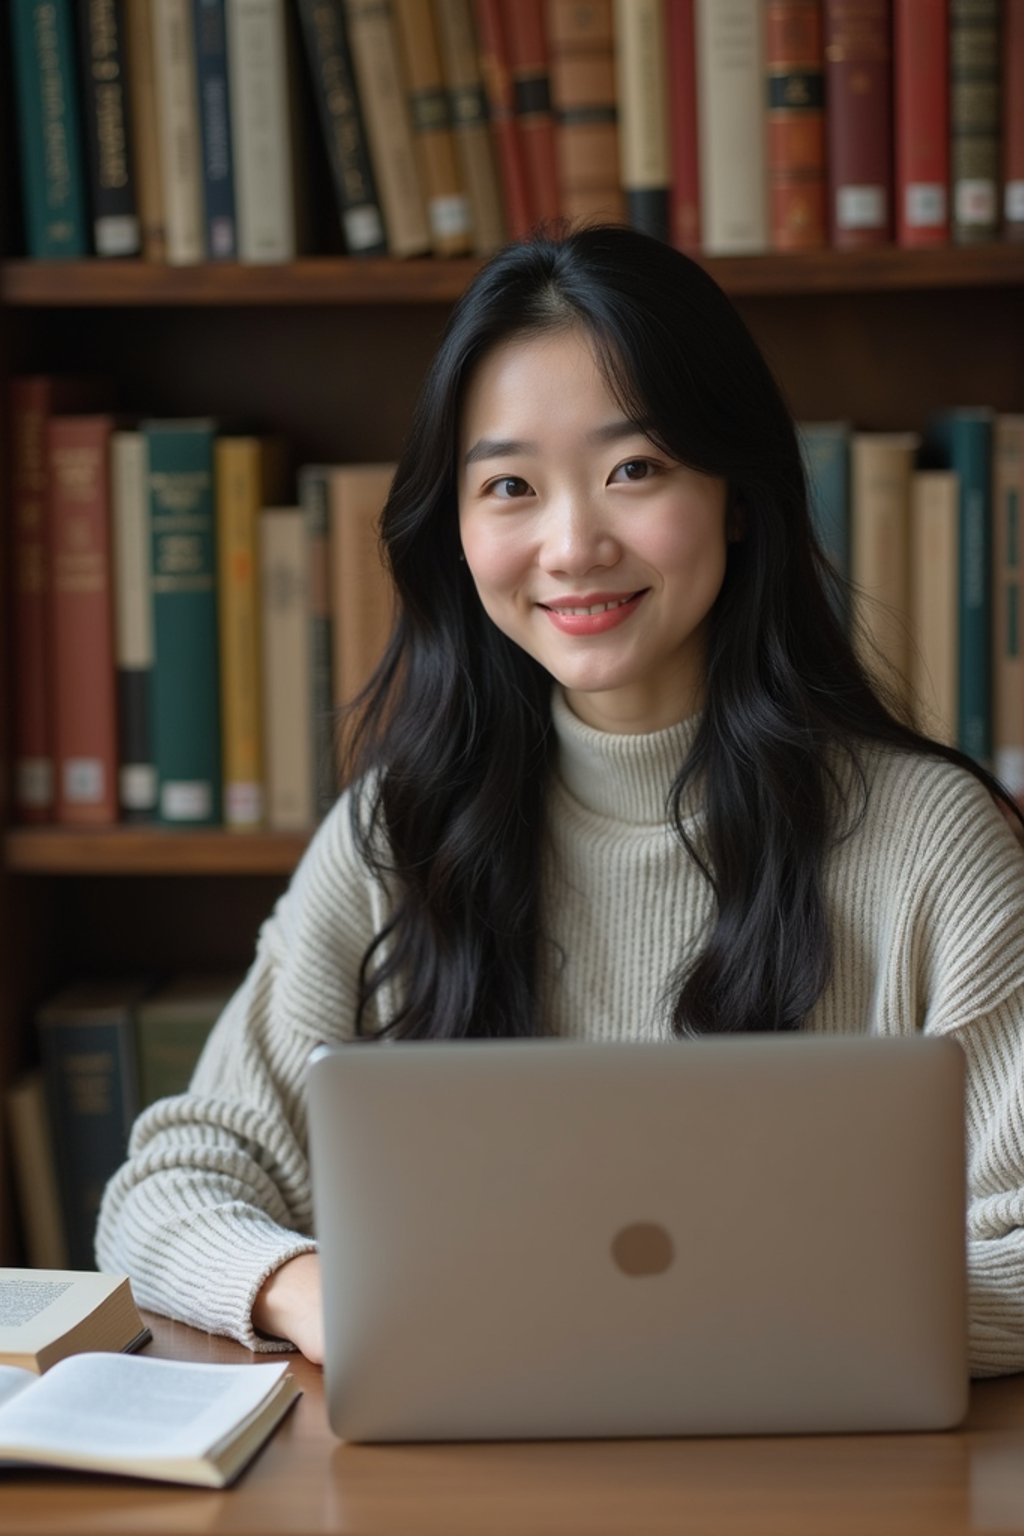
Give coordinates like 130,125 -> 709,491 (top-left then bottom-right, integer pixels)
457,327 -> 730,733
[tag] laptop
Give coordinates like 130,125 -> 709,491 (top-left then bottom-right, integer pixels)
306,1035 -> 968,1441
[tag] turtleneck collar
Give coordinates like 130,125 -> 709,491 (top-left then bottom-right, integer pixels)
550,687 -> 703,827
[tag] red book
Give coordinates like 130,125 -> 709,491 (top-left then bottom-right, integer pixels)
666,0 -> 700,252
1004,0 -> 1024,239
893,0 -> 949,246
502,0 -> 560,227
475,0 -> 532,236
10,377 -> 109,823
48,414 -> 120,825
764,0 -> 826,251
823,0 -> 893,249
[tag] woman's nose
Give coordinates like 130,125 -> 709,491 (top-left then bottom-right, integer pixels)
539,499 -> 619,575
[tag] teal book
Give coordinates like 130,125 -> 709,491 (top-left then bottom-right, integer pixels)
799,420 -> 851,623
145,419 -> 223,826
11,0 -> 90,258
923,408 -> 994,764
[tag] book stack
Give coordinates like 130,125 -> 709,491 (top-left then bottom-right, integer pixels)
9,375 -> 396,832
10,1 -> 1024,262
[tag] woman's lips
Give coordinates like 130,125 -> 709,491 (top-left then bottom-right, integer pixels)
540,590 -> 647,635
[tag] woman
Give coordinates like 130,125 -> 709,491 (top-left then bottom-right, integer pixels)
97,226 -> 1024,1375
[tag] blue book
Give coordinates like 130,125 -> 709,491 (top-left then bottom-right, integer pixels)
799,420 -> 851,624
10,0 -> 90,258
193,0 -> 237,259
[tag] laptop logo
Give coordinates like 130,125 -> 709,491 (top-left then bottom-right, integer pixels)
611,1222 -> 675,1277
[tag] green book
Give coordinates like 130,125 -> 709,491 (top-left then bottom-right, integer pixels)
924,408 -> 994,764
145,419 -> 223,826
135,974 -> 238,1108
799,420 -> 851,625
10,0 -> 90,258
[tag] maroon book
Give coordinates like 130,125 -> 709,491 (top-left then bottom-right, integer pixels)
475,0 -> 533,237
893,0 -> 949,247
502,0 -> 560,227
823,0 -> 893,249
667,0 -> 701,252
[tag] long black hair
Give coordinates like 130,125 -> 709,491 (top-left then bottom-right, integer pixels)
344,223 -> 1017,1039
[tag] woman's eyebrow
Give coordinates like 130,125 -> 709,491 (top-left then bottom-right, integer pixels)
464,436 -> 536,466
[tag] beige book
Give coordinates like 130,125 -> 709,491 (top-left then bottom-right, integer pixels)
260,506 -> 314,831
434,0 -> 506,253
993,415 -> 1024,793
6,1078 -> 68,1272
0,1345 -> 297,1487
851,432 -> 920,713
226,0 -> 299,262
110,431 -> 158,816
344,0 -> 431,256
0,1269 -> 147,1373
393,0 -> 472,254
909,469 -> 959,747
328,464 -> 397,718
614,0 -> 671,201
123,0 -> 167,261
151,0 -> 205,264
694,0 -> 768,253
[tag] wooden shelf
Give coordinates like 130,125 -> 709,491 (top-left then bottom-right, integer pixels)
3,244 -> 1024,307
4,826 -> 309,876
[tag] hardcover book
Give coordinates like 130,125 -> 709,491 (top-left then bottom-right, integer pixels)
77,0 -> 142,255
695,0 -> 768,253
394,0 -> 473,254
152,0 -> 206,263
909,469 -> 959,747
547,0 -> 624,226
260,506 -> 315,830
193,0 -> 238,259
614,0 -> 671,241
111,429 -> 158,823
850,431 -> 920,714
823,0 -> 892,249
950,0 -> 1000,244
435,0 -> 507,253
893,0 -> 949,247
10,0 -> 90,258
764,0 -> 826,251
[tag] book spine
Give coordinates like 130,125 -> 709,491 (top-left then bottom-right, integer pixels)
1004,0 -> 1024,238
192,0 -> 238,259
798,420 -> 851,615
614,0 -> 670,241
950,0 -> 1000,244
215,437 -> 269,829
666,0 -> 701,252
39,1010 -> 139,1270
152,0 -> 206,263
76,0 -> 142,256
434,0 -> 506,253
545,0 -> 624,226
993,416 -> 1024,791
226,0 -> 297,261
295,0 -> 388,255
764,0 -> 826,251
328,465 -> 396,713
260,507 -> 315,830
7,1071 -> 69,1270
909,470 -> 959,747
298,467 -> 339,819
49,415 -> 120,825
694,0 -> 767,254
111,430 -> 158,822
474,0 -> 532,237
10,378 -> 56,823
893,0 -> 949,247
10,0 -> 91,257
344,0 -> 431,256
393,0 -> 473,254
123,0 -> 168,260
850,432 -> 919,713
501,0 -> 561,227
146,420 -> 223,826
823,0 -> 893,249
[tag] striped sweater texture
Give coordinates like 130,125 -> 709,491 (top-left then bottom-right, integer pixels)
96,689 -> 1024,1376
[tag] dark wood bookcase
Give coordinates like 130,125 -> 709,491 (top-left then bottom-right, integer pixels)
3,242 -> 1024,1257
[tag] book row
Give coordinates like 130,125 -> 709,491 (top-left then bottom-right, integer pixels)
10,377 -> 396,829
12,1 -> 1024,265
5,974 -> 241,1271
800,412 -> 1024,789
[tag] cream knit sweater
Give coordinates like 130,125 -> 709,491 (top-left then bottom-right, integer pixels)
96,690 -> 1024,1377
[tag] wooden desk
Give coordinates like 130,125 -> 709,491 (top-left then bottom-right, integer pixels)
5,1314 -> 1024,1536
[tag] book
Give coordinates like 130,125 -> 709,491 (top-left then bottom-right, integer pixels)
260,505 -> 315,830
764,0 -> 826,251
823,0 -> 892,249
909,469 -> 959,747
135,974 -> 238,1106
328,464 -> 397,720
893,0 -> 949,247
6,1074 -> 68,1271
76,0 -> 142,256
695,0 -> 767,253
666,0 -> 701,251
146,418 -> 223,827
296,0 -> 388,256
10,0 -> 90,258
152,0 -> 206,264
1005,0 -> 1024,239
950,0 -> 1000,244
475,0 -> 532,237
546,0 -> 624,226
123,0 -> 169,260
48,413 -> 120,826
393,0 -> 473,255
502,0 -> 561,229
992,416 -> 1024,793
226,0 -> 300,262
193,0 -> 238,259
0,1351 -> 298,1487
850,431 -> 920,714
614,0 -> 671,241
435,0 -> 506,253
38,979 -> 150,1270
799,419 -> 851,620
0,1269 -> 148,1373
111,429 -> 158,823
298,465 -> 339,818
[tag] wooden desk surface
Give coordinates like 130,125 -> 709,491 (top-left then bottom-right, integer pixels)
5,1314 -> 1024,1536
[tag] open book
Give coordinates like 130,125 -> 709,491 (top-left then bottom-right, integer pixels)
0,1269 -> 150,1372
0,1353 -> 300,1487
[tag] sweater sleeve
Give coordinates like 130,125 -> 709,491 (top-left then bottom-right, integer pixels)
914,769 -> 1024,1377
94,791 -> 384,1350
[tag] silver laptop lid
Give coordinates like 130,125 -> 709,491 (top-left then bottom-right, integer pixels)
308,1035 -> 967,1441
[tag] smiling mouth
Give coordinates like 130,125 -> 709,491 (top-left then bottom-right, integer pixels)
543,591 -> 644,616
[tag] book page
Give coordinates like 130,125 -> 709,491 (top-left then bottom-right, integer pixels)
0,1354 -> 291,1461
0,1366 -> 35,1412
0,1270 -> 121,1352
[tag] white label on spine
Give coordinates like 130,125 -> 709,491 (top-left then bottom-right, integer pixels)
226,782 -> 265,827
161,781 -> 213,821
1006,181 -> 1024,221
905,184 -> 946,226
64,759 -> 105,804
429,194 -> 472,240
16,759 -> 53,807
345,205 -> 386,252
120,764 -> 158,811
836,186 -> 886,229
956,179 -> 996,224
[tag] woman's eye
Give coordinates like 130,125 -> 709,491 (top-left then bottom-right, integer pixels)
611,459 -> 653,483
489,476 -> 531,499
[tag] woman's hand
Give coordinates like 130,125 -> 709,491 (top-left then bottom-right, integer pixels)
253,1252 -> 324,1364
